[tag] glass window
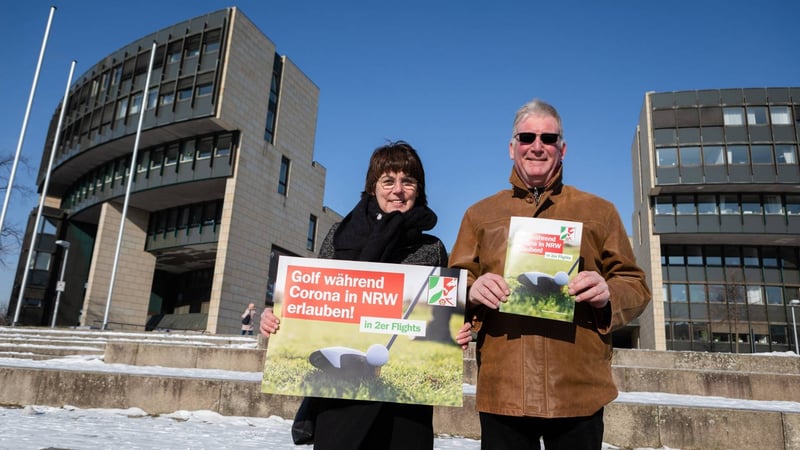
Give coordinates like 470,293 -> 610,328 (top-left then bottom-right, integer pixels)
770,325 -> 788,345
167,41 -> 182,64
697,195 -> 717,214
202,202 -> 217,225
196,83 -> 213,97
692,322 -> 709,342
160,92 -> 174,106
686,247 -> 703,265
215,135 -> 232,157
679,147 -> 701,166
702,146 -> 725,165
307,215 -> 318,251
176,207 -> 190,230
746,106 -> 768,125
654,129 -> 677,146
146,89 -> 158,110
727,145 -> 748,165
762,248 -> 779,268
185,35 -> 201,58
742,247 -> 759,266
657,148 -> 677,167
746,285 -> 764,304
31,252 -> 51,271
765,286 -> 783,305
770,106 -> 792,124
130,92 -> 143,115
785,195 -> 800,215
719,194 -> 740,215
675,195 -> 695,215
181,140 -> 196,162
137,153 -> 148,173
197,138 -> 213,159
278,156 -> 290,196
689,284 -> 706,303
150,150 -> 163,170
707,285 -> 726,302
655,196 -> 674,215
750,145 -> 773,164
203,30 -> 221,53
741,195 -> 761,215
764,195 -> 783,215
723,107 -> 745,125
670,284 -> 687,302
116,98 -> 128,120
724,247 -> 742,267
776,145 -> 797,164
165,144 -> 179,166
177,87 -> 193,102
673,322 -> 690,341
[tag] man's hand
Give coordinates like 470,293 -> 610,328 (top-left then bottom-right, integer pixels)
568,271 -> 610,309
468,273 -> 510,309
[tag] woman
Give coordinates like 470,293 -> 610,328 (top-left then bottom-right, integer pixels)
261,141 -> 472,449
240,303 -> 256,335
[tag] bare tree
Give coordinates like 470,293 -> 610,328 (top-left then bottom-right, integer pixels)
0,152 -> 35,268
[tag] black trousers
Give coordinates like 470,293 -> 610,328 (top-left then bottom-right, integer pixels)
313,399 -> 433,450
479,408 -> 604,450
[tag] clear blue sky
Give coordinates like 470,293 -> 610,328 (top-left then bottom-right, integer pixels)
2,0 -> 799,311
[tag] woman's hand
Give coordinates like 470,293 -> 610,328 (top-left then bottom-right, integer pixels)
260,308 -> 280,336
455,321 -> 474,350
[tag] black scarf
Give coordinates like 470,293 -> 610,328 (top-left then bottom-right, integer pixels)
332,193 -> 438,263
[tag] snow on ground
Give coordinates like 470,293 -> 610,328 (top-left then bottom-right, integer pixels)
0,332 -> 797,449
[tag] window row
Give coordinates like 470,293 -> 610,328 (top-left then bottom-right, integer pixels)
148,199 -> 223,238
652,105 -> 796,129
62,132 -> 236,211
660,244 -> 800,285
656,144 -> 797,168
56,26 -> 224,158
661,244 -> 799,269
663,282 -> 796,306
136,133 -> 235,175
666,320 -> 792,350
654,193 -> 800,216
650,88 -> 800,110
59,74 -> 216,159
69,27 -> 222,117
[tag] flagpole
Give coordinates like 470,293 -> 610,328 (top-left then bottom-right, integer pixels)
102,41 -> 157,330
0,6 -> 55,246
12,60 -> 77,326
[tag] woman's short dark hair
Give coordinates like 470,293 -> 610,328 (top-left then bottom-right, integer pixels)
364,140 -> 427,207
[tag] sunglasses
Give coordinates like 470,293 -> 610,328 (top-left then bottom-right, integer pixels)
515,132 -> 560,145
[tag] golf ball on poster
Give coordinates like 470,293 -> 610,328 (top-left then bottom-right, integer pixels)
366,344 -> 389,366
553,271 -> 569,286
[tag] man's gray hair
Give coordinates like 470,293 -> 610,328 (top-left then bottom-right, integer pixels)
512,99 -> 565,144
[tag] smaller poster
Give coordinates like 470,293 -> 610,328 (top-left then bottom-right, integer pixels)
261,256 -> 467,407
502,217 -> 583,322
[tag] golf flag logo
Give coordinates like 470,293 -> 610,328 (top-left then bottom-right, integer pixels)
427,276 -> 458,307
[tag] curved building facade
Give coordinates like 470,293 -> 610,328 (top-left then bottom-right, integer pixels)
631,88 -> 800,352
9,7 -> 341,333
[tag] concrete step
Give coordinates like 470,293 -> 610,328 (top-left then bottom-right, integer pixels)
0,362 -> 796,450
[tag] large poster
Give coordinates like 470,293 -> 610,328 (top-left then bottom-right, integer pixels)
261,256 -> 467,407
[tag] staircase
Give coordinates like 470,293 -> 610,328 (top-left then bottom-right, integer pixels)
0,326 -> 257,360
0,326 -> 798,449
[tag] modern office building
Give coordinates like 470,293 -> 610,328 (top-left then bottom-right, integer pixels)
7,7 -> 341,333
631,88 -> 800,353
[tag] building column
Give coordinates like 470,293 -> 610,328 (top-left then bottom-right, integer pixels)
80,202 -> 155,330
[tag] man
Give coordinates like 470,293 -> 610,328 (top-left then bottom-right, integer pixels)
450,99 -> 651,449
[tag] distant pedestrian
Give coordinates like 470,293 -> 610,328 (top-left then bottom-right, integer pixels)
241,303 -> 257,335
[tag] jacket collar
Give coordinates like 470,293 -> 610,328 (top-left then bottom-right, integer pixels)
509,165 -> 564,200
